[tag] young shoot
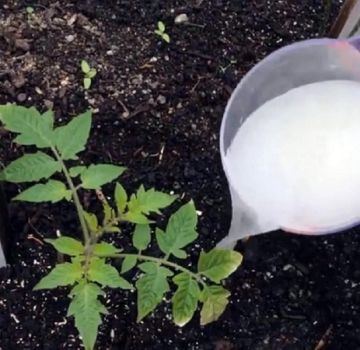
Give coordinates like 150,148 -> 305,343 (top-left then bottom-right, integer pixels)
155,21 -> 170,43
81,60 -> 97,90
0,104 -> 243,350
26,6 -> 34,15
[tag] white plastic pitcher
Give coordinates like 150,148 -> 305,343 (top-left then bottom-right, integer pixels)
218,36 -> 360,248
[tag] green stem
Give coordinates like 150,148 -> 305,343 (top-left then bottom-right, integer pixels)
97,252 -> 207,287
51,147 -> 90,244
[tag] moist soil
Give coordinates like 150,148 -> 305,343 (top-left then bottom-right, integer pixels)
0,1 -> 357,349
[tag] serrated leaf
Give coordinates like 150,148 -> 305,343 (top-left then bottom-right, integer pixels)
93,242 -> 121,256
88,68 -> 97,79
200,286 -> 230,325
172,273 -> 200,326
69,166 -> 87,178
197,249 -> 243,283
122,211 -> 151,224
14,180 -> 71,203
136,262 -> 173,321
133,224 -> 151,251
158,21 -> 165,32
88,258 -> 132,289
102,202 -> 113,224
156,201 -> 197,258
81,60 -> 91,74
68,281 -> 107,350
0,105 -> 54,148
121,256 -> 137,273
80,164 -> 126,189
54,111 -> 92,160
102,203 -> 120,233
127,185 -> 176,218
45,236 -> 84,256
84,78 -> 91,90
115,182 -> 127,214
2,152 -> 60,183
162,33 -> 170,43
83,211 -> 99,233
33,261 -> 82,290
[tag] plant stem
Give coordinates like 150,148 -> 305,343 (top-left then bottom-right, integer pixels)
97,252 -> 207,287
51,147 -> 90,244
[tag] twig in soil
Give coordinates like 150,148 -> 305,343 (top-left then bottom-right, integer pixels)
158,143 -> 165,164
139,62 -> 154,70
185,23 -> 206,29
128,103 -> 150,119
118,99 -> 130,118
133,146 -> 144,157
190,76 -> 204,93
27,234 -> 44,246
23,210 -> 43,236
314,325 -> 333,350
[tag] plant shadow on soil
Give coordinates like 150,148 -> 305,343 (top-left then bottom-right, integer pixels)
1,1 -> 359,349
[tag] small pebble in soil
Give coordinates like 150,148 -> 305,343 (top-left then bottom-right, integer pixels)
175,13 -> 189,24
65,34 -> 75,42
157,95 -> 166,104
17,93 -> 27,102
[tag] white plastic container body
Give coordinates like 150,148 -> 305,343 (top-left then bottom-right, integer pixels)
219,36 -> 360,247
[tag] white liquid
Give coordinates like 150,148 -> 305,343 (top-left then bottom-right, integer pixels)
226,80 -> 360,234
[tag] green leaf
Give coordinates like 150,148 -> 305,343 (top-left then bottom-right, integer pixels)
115,182 -> 128,214
84,78 -> 91,90
81,60 -> 91,74
121,256 -> 137,273
45,236 -> 84,256
156,201 -> 198,258
88,258 -> 132,289
104,226 -> 121,233
162,33 -> 170,43
14,180 -> 71,203
103,202 -> 113,224
54,111 -> 92,160
69,166 -> 87,178
172,273 -> 200,326
0,105 -> 54,148
136,262 -> 173,321
80,164 -> 126,189
93,242 -> 121,256
101,203 -> 120,232
68,281 -> 107,350
88,68 -> 97,79
83,211 -> 99,233
122,211 -> 151,224
133,224 -> 151,251
154,29 -> 163,36
200,286 -> 230,325
197,249 -> 243,283
158,21 -> 165,32
127,185 -> 176,216
33,261 -> 82,290
2,152 -> 60,183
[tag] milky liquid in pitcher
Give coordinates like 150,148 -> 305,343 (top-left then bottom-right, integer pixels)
225,80 -> 360,234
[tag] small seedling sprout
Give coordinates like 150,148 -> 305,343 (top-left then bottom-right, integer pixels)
155,21 -> 170,43
81,60 -> 97,90
26,6 -> 34,15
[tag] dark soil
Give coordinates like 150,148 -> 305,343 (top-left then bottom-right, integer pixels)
0,1 -> 356,349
